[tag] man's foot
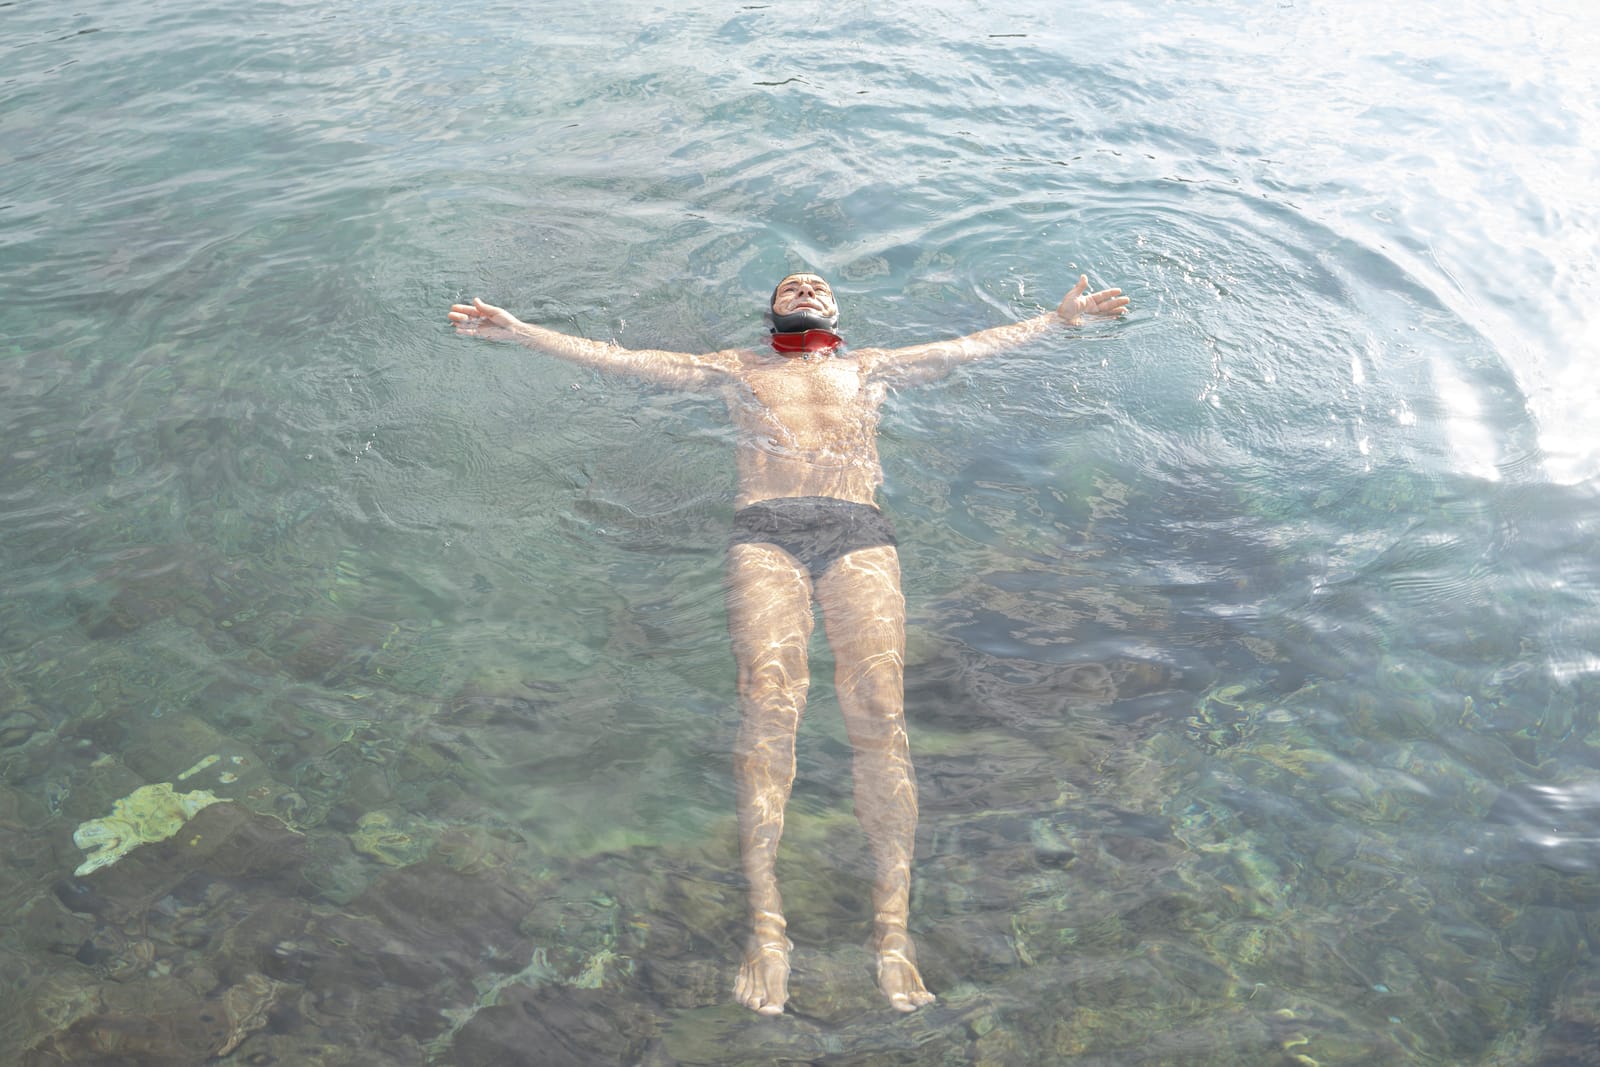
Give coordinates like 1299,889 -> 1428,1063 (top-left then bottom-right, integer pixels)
735,935 -> 793,1016
874,930 -> 935,1012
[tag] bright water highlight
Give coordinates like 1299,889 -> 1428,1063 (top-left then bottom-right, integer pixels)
3,0 -> 1600,1063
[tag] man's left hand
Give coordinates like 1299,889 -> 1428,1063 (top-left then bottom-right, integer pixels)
1056,275 -> 1129,324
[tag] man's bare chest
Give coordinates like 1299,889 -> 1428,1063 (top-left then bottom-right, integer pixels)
742,359 -> 867,412
731,357 -> 881,449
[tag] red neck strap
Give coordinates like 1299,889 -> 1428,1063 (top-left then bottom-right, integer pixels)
771,329 -> 843,354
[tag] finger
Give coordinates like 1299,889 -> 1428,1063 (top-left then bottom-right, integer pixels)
1069,274 -> 1088,297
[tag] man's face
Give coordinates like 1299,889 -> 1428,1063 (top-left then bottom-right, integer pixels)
772,274 -> 837,319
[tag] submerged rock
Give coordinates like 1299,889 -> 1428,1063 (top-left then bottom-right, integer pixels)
1542,957 -> 1600,1067
450,984 -> 665,1067
20,971 -> 288,1067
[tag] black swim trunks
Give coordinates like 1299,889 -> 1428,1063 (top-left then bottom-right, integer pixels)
730,496 -> 897,575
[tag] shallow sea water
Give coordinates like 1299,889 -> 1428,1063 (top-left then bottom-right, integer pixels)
4,0 -> 1600,1063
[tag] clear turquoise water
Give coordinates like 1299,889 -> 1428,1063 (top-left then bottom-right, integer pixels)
4,0 -> 1600,1063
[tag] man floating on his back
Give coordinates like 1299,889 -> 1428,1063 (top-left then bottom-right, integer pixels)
448,268 -> 1128,1014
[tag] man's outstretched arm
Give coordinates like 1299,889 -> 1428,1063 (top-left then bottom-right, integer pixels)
856,275 -> 1128,382
448,297 -> 739,388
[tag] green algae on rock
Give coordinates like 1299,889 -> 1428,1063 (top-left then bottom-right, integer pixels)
352,810 -> 436,867
71,782 -> 227,877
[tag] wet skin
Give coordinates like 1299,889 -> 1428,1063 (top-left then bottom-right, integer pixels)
447,271 -> 1128,1014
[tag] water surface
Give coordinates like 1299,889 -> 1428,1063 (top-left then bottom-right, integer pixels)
3,1 -> 1600,1063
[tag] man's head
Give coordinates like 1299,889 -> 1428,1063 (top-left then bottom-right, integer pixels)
766,272 -> 839,334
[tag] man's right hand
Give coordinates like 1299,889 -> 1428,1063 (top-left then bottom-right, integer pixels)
448,297 -> 522,341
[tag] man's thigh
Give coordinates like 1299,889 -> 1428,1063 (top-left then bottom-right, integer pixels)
725,542 -> 815,672
815,545 -> 906,670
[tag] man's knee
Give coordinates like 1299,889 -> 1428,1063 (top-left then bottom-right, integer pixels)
836,648 -> 903,701
738,652 -> 810,697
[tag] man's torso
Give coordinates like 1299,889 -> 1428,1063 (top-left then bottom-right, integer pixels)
725,351 -> 887,509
